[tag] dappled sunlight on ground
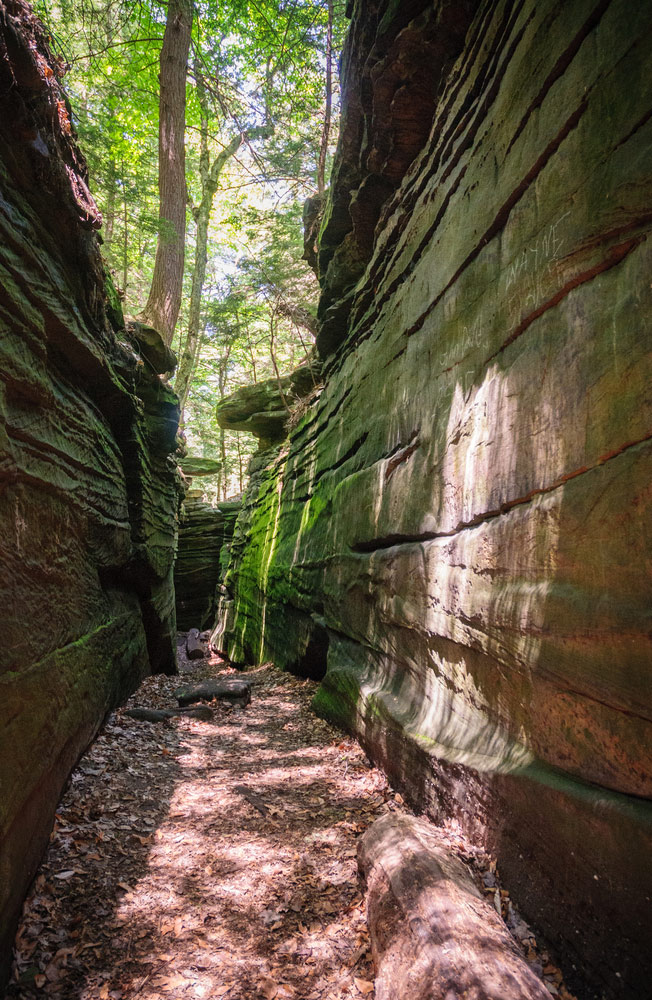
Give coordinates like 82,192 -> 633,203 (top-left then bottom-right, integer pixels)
7,656 -> 391,1000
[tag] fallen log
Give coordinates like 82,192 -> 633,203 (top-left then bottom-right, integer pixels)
186,628 -> 206,660
124,706 -> 214,722
174,679 -> 251,707
234,785 -> 269,816
358,814 -> 550,1000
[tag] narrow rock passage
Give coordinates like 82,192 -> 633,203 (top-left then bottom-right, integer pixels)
8,645 -> 387,1000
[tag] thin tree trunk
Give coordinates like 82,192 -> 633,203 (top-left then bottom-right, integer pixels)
236,434 -> 244,494
140,0 -> 192,344
174,65 -> 246,413
121,158 -> 128,297
220,428 -> 227,500
104,157 -> 116,252
269,311 -> 290,413
317,0 -> 333,195
175,130 -> 243,412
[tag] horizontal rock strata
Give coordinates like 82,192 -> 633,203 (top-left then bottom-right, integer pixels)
174,495 -> 240,631
216,0 -> 652,996
0,1 -> 181,985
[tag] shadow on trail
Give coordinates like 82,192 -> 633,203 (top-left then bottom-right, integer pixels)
7,660 -> 382,1000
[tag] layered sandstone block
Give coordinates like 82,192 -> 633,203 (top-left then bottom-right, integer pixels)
217,0 -> 652,995
174,493 -> 240,631
0,1 -> 181,984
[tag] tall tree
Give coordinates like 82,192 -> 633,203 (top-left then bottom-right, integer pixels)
174,62 -> 272,413
140,0 -> 193,345
317,0 -> 333,195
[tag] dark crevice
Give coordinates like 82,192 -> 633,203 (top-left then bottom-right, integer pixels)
286,623 -> 329,681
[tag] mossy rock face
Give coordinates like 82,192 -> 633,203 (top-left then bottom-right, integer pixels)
0,8 -> 182,987
316,0 -> 478,356
216,1 -> 652,995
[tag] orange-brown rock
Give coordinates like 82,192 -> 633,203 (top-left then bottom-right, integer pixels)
217,1 -> 652,996
0,1 -> 181,985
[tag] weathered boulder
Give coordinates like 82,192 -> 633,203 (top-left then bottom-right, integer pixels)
174,496 -> 240,631
125,320 -> 177,375
215,362 -> 321,449
216,0 -> 652,996
0,1 -> 181,985
179,455 -> 222,477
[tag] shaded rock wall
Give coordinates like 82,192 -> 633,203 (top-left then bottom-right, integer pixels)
217,0 -> 652,996
174,495 -> 240,631
0,1 -> 181,984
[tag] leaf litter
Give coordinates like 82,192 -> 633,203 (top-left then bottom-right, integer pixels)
7,637 -> 577,1000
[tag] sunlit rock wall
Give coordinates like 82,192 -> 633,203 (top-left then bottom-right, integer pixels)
0,0 -> 181,984
217,0 -> 652,996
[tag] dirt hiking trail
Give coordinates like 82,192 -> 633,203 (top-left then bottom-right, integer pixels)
8,646 -> 387,1000
7,641 -> 575,1000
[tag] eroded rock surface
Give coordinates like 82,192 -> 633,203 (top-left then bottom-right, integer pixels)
0,1 -> 181,984
217,1 -> 652,995
174,494 -> 240,631
215,362 -> 321,449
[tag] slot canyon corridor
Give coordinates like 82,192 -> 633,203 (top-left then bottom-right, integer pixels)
5,637 -> 585,1000
1,0 -> 652,998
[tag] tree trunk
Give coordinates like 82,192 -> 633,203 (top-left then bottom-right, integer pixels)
268,310 -> 290,413
121,158 -> 128,297
140,0 -> 192,345
220,428 -> 227,500
317,0 -> 333,195
175,131 -> 243,413
104,157 -> 116,252
236,434 -> 243,494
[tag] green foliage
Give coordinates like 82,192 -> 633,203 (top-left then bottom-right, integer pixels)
35,0 -> 346,498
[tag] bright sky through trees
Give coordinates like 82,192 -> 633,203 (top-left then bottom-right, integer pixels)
35,0 -> 345,497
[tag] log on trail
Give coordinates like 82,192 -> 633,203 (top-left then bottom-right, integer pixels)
358,814 -> 550,1000
234,785 -> 269,816
186,628 -> 206,660
174,679 -> 251,707
124,706 -> 214,722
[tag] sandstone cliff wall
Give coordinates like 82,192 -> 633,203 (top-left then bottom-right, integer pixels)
217,1 -> 652,996
175,493 -> 240,631
0,1 -> 181,983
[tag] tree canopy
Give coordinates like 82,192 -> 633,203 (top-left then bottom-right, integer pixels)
34,0 -> 345,497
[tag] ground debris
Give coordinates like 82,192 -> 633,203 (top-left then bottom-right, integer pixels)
124,707 -> 214,723
174,679 -> 251,707
7,645 -> 575,1000
7,652 -> 382,999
